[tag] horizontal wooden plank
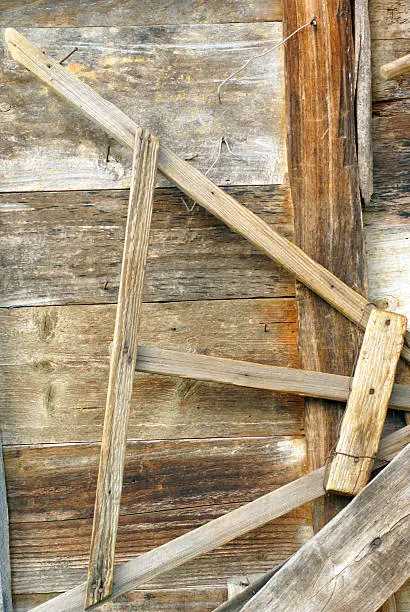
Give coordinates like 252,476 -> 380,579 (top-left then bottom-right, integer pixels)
0,2 -> 282,27
10,507 -> 310,594
0,185 -> 294,307
372,39 -> 410,102
0,24 -> 286,192
370,0 -> 409,41
0,299 -> 303,444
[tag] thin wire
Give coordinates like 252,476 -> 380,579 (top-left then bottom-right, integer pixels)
217,18 -> 316,103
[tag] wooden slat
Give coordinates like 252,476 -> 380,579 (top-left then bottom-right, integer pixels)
242,443 -> 410,612
85,129 -> 158,607
0,185 -> 294,307
0,438 -> 12,612
135,345 -> 410,412
6,29 -> 410,364
27,427 -> 410,611
1,24 -> 286,192
326,309 -> 406,495
0,1 -> 282,27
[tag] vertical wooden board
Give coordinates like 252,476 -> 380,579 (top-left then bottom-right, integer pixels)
0,439 -> 12,612
0,24 -> 287,191
283,0 -> 367,529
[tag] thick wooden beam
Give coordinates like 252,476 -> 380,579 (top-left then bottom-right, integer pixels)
134,346 -> 410,412
326,309 -> 406,495
85,129 -> 158,607
282,0 -> 369,529
5,28 -> 410,365
29,426 -> 410,611
0,437 -> 12,612
242,443 -> 410,612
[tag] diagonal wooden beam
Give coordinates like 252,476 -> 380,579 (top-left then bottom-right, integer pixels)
134,346 -> 410,412
241,443 -> 410,612
5,28 -> 410,365
85,129 -> 159,607
29,426 -> 410,611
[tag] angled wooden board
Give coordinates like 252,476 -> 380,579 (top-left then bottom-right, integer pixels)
0,185 -> 294,307
0,24 -> 286,192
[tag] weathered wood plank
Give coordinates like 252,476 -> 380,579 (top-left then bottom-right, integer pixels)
0,1 -> 282,27
135,345 -> 410,412
373,40 -> 410,102
283,0 -> 368,529
0,298 -> 303,444
242,443 -> 410,612
370,0 -> 409,40
9,29 -> 410,364
86,129 -> 158,607
1,24 -> 286,191
0,438 -> 12,612
326,308 -> 406,495
0,185 -> 294,307
381,53 -> 410,81
25,427 -> 409,611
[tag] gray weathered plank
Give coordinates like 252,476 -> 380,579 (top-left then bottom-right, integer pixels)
242,443 -> 410,612
0,437 -> 12,612
1,24 -> 286,191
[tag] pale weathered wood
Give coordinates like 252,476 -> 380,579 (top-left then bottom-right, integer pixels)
355,0 -> 373,204
85,129 -> 158,607
381,53 -> 410,80
214,567 -> 281,611
0,438 -> 12,612
372,40 -> 410,103
135,345 -> 410,412
242,443 -> 410,612
1,24 -> 286,192
28,427 -> 409,611
6,29 -> 410,364
326,309 -> 406,495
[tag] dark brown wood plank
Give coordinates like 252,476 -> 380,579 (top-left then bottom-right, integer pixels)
0,185 -> 294,307
283,0 -> 368,530
0,1 -> 282,27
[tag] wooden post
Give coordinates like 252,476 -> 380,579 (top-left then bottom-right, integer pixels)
0,437 -> 12,612
282,0 -> 369,530
85,128 -> 158,607
326,309 -> 407,495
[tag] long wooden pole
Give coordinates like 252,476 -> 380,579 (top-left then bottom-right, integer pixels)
5,28 -> 410,365
30,426 -> 410,612
134,346 -> 410,412
85,129 -> 158,607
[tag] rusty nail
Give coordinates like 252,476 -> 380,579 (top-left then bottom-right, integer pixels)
59,47 -> 78,65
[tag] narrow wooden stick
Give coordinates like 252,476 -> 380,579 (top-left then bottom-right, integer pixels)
85,129 -> 158,608
242,443 -> 410,612
5,28 -> 410,364
30,426 -> 410,612
135,345 -> 410,412
380,53 -> 410,80
326,309 -> 407,496
0,437 -> 13,612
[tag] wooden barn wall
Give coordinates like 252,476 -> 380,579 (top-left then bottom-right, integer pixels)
0,1 -> 408,610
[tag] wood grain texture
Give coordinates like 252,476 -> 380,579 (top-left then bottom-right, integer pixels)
283,0 -> 368,529
381,53 -> 410,80
1,24 -> 286,191
26,427 -> 409,611
0,185 -> 294,307
214,567 -> 281,611
326,309 -> 406,495
373,40 -> 410,102
86,129 -> 158,607
8,29 -> 410,364
0,298 -> 303,445
0,1 -> 282,27
370,0 -> 409,40
135,345 -> 410,411
242,443 -> 410,612
0,439 -> 12,612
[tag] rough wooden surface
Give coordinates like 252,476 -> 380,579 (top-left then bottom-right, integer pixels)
86,129 -> 158,607
1,24 -> 286,191
0,438 -> 12,612
0,185 -> 293,307
283,0 -> 368,530
0,1 -> 282,27
381,53 -> 410,81
242,443 -> 410,612
326,309 -> 406,495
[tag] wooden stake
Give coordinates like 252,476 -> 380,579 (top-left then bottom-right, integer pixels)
135,346 -> 410,412
0,437 -> 12,612
380,53 -> 410,80
326,309 -> 407,496
28,426 -> 410,612
242,443 -> 410,612
85,128 -> 158,608
5,28 -> 410,365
